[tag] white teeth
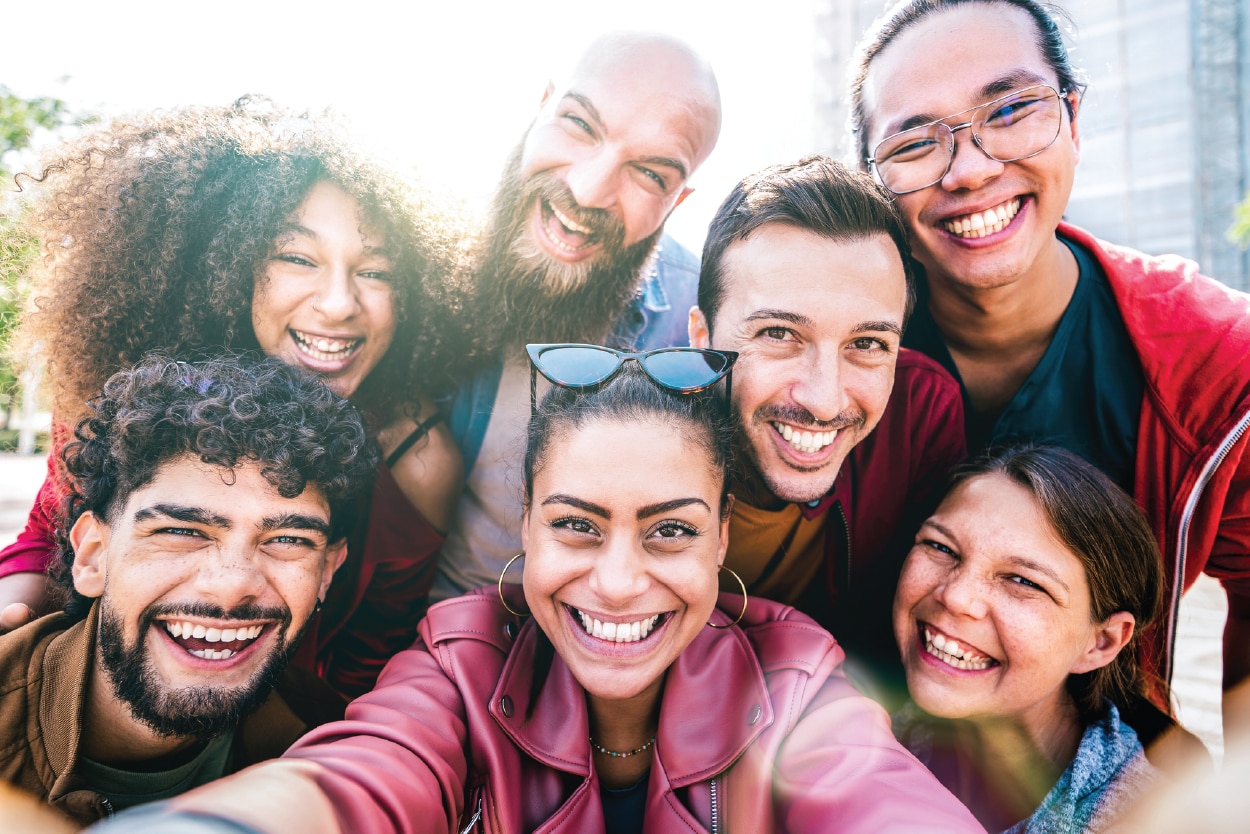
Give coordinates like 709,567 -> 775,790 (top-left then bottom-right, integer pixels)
923,627 -> 994,670
192,624 -> 207,639
943,198 -> 1021,238
773,422 -> 837,455
205,628 -> 222,643
168,622 -> 183,638
291,330 -> 361,361
165,621 -> 265,647
576,609 -> 661,643
549,203 -> 592,235
220,628 -> 236,643
189,649 -> 237,660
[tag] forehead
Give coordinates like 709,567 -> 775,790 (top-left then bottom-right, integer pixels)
714,224 -> 906,327
290,181 -> 383,243
862,4 -> 1057,140
546,49 -> 718,176
537,415 -> 722,496
117,455 -> 330,524
936,473 -> 1084,576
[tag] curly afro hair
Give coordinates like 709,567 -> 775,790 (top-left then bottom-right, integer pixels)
16,96 -> 468,423
55,351 -> 379,618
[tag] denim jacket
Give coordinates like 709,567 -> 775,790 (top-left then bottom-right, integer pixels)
448,233 -> 699,472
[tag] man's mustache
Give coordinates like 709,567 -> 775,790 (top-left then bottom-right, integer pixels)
754,403 -> 867,433
522,172 -> 626,249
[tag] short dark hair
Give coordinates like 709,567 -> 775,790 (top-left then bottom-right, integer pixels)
950,445 -> 1166,720
849,0 -> 1086,166
523,363 -> 734,514
55,352 -> 379,618
697,155 -> 915,330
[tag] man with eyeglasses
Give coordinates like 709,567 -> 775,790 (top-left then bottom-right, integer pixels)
435,31 -> 722,601
852,0 -> 1250,743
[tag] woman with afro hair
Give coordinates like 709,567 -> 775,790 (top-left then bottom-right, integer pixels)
1,96 -> 469,698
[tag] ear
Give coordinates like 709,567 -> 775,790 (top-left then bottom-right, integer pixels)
69,512 -> 109,599
673,185 -> 694,211
539,80 -> 555,107
716,493 -> 735,567
318,539 -> 349,602
689,306 -> 711,349
1070,611 -> 1135,674
520,504 -> 532,552
1066,90 -> 1081,158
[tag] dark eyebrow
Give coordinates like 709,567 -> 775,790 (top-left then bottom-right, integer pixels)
260,514 -> 331,537
745,309 -> 812,327
637,498 -> 711,519
563,92 -> 688,181
541,494 -> 610,518
855,320 -> 903,337
134,504 -> 231,529
883,70 -> 1053,136
275,223 -> 391,258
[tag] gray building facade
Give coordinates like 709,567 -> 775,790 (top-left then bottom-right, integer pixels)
814,0 -> 1250,290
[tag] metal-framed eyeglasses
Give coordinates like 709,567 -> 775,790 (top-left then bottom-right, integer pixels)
526,343 -> 738,413
866,84 -> 1072,195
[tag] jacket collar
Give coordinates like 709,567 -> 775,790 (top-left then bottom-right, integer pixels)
489,604 -> 773,787
40,604 -> 97,800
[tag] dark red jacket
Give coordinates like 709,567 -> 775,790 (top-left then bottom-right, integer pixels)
1058,223 -> 1250,685
0,450 -> 441,698
793,349 -> 966,690
160,590 -> 985,834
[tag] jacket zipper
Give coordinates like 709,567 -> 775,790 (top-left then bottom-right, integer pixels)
709,778 -> 720,834
100,796 -> 115,818
1164,405 -> 1250,682
459,796 -> 483,834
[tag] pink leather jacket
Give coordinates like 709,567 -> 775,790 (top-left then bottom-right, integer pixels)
167,589 -> 983,833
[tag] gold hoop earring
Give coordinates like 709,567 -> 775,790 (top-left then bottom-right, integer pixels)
707,565 -> 747,629
498,552 -> 528,617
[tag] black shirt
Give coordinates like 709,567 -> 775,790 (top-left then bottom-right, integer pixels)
902,235 -> 1144,491
601,774 -> 649,834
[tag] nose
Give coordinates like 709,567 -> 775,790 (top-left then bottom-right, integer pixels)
312,267 -> 361,322
932,563 -> 990,620
588,536 -> 648,607
565,152 -> 622,211
790,348 -> 850,423
939,127 -> 1005,192
192,543 -> 265,609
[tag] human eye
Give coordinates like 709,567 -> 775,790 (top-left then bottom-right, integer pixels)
756,325 -> 795,343
550,515 -> 599,537
850,336 -> 891,353
983,94 -> 1045,127
563,112 -> 594,137
634,165 -> 669,193
646,520 -> 700,551
918,538 -> 957,559
272,252 -> 315,267
880,130 -> 940,162
1006,574 -> 1045,591
155,526 -> 204,538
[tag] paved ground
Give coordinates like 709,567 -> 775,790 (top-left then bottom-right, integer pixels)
0,450 -> 1227,758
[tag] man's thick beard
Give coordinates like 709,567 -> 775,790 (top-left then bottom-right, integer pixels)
471,141 -> 662,350
98,599 -> 299,741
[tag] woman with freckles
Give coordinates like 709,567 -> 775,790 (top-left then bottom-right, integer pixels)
103,349 -> 984,833
0,98 -> 466,697
892,445 -> 1184,832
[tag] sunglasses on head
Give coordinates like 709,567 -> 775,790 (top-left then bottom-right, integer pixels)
526,343 -> 738,412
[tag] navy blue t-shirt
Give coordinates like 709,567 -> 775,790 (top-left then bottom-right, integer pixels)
902,235 -> 1144,491
601,774 -> 648,834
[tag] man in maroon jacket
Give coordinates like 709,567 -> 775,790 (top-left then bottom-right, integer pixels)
689,156 -> 965,698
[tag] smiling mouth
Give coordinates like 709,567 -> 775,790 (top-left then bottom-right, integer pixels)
290,329 -> 362,362
942,197 -> 1022,238
572,606 -> 666,644
772,422 -> 838,455
922,625 -> 998,671
540,200 -> 601,254
162,620 -> 267,661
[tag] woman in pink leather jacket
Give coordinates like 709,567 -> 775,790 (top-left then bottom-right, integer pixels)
98,349 -> 984,834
